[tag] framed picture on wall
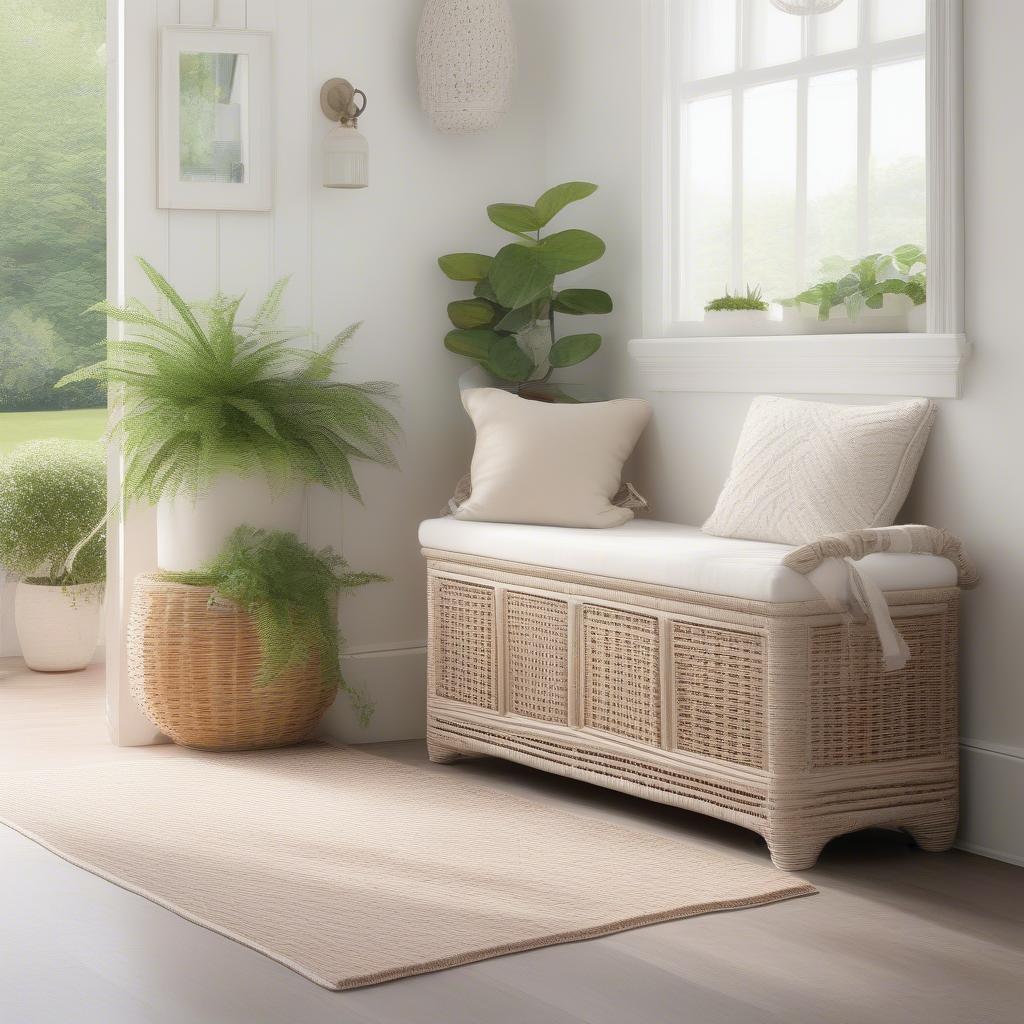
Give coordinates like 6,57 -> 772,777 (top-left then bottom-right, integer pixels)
158,27 -> 273,211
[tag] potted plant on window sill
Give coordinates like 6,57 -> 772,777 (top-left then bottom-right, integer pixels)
58,260 -> 400,572
0,440 -> 106,672
438,181 -> 613,404
782,245 -> 926,333
702,286 -> 781,332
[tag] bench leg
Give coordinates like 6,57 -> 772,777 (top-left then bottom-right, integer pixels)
427,736 -> 484,765
765,832 -> 827,871
904,814 -> 958,853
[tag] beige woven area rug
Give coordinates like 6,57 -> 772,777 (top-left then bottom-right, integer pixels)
0,742 -> 814,990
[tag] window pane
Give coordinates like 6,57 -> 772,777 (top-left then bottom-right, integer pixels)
869,59 -> 926,253
813,0 -> 859,55
806,70 -> 858,282
681,95 -> 733,317
743,81 -> 797,302
747,0 -> 802,70
871,0 -> 925,42
681,0 -> 736,81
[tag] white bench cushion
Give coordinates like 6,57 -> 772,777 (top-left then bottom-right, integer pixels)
419,518 -> 957,604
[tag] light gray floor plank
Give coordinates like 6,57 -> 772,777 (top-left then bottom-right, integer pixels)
2,664 -> 1022,1024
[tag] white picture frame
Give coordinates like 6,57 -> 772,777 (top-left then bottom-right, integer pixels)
158,26 -> 273,211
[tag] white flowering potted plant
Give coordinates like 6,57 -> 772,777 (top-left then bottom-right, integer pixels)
0,440 -> 106,672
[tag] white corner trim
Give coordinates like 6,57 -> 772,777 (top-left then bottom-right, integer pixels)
956,738 -> 1024,868
628,333 -> 970,398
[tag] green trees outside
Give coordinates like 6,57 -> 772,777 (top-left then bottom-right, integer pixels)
0,0 -> 106,412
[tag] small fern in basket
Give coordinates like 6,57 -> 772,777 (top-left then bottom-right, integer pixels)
57,259 -> 399,504
161,528 -> 383,726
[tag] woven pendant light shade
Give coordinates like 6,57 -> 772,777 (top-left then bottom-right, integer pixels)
771,0 -> 845,13
417,0 -> 516,134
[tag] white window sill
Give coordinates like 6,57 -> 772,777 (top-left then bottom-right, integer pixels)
628,333 -> 970,399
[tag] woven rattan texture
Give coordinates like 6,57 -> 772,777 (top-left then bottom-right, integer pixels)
673,622 -> 767,770
416,0 -> 516,133
428,716 -> 767,822
581,605 -> 661,745
505,592 -> 569,723
809,611 -> 955,767
127,576 -> 332,751
433,577 -> 498,709
425,558 -> 960,870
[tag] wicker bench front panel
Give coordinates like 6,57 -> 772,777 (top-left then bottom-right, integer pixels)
809,611 -> 954,767
429,714 -> 767,823
673,621 -> 767,769
505,592 -> 569,723
581,604 -> 661,745
432,577 -> 497,710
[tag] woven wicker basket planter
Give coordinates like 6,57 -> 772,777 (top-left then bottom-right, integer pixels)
423,549 -> 961,871
128,575 -> 335,751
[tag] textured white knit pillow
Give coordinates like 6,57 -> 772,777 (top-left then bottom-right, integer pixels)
703,396 -> 936,545
456,388 -> 652,528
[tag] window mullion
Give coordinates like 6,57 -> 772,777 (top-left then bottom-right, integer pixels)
732,0 -> 747,293
731,86 -> 744,294
856,0 -> 872,254
796,74 -> 809,290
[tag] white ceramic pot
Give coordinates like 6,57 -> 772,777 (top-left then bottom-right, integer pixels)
907,302 -> 928,332
702,308 -> 782,335
15,582 -> 103,672
157,474 -> 307,572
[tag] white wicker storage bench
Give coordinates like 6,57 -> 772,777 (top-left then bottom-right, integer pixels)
420,518 -> 976,870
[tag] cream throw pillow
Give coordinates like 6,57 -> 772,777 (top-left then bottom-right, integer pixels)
455,388 -> 652,529
703,396 -> 936,545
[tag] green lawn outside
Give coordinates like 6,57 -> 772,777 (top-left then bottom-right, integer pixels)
0,408 -> 108,455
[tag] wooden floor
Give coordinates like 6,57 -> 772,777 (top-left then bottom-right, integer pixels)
1,661 -> 1022,1024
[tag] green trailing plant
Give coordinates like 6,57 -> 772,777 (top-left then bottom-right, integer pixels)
0,440 -> 106,587
438,181 -> 613,395
789,244 -> 927,321
161,527 -> 383,725
57,259 -> 399,505
705,285 -> 768,313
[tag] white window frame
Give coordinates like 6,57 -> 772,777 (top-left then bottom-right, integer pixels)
633,0 -> 968,398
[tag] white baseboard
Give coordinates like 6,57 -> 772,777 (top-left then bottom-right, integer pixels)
319,644 -> 427,745
956,739 -> 1024,867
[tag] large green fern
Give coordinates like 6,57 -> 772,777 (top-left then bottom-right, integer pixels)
57,259 -> 399,504
161,527 -> 383,724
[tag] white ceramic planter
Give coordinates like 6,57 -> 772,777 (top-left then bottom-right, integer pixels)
157,474 -> 307,572
702,308 -> 782,334
15,582 -> 103,672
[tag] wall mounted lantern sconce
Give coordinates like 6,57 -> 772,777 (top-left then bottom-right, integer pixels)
320,78 -> 369,189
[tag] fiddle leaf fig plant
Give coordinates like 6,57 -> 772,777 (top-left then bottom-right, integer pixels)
438,182 -> 613,393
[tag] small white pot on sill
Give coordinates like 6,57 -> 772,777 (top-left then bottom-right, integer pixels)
157,474 -> 307,572
15,581 -> 103,672
702,307 -> 782,334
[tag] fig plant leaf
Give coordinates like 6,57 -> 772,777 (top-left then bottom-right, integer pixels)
447,298 -> 498,330
549,333 -> 601,369
488,244 -> 556,310
488,203 -> 543,235
553,288 -> 613,315
438,252 -> 493,282
534,181 -> 598,227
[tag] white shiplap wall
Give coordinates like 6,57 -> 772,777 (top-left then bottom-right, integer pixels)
108,0 -> 546,744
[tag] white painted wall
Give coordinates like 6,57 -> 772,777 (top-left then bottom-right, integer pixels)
532,0 -> 1023,866
114,0 -> 546,744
